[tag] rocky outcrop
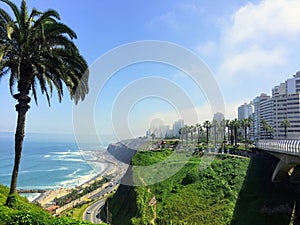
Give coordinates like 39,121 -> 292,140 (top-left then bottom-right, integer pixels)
107,138 -> 147,164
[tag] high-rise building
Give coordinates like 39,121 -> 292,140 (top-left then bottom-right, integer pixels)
212,112 -> 225,142
286,71 -> 300,94
273,93 -> 300,139
249,71 -> 300,140
213,112 -> 225,122
172,119 -> 184,137
272,76 -> 300,140
238,103 -> 253,120
252,93 -> 272,140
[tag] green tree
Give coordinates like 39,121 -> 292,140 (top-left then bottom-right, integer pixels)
280,119 -> 291,140
225,119 -> 231,142
232,119 -> 240,146
196,123 -> 203,144
0,0 -> 88,202
189,125 -> 196,146
151,133 -> 155,145
220,119 -> 226,142
267,125 -> 274,139
261,120 -> 269,139
184,125 -> 189,146
179,128 -> 184,146
211,119 -> 218,145
241,118 -> 252,146
203,120 -> 211,144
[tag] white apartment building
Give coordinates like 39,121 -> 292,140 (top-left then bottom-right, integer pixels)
173,119 -> 184,137
286,71 -> 300,94
272,79 -> 300,139
238,103 -> 253,120
252,93 -> 273,140
272,93 -> 300,139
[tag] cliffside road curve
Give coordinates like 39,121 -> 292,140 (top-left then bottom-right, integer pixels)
84,199 -> 105,224
83,184 -> 117,223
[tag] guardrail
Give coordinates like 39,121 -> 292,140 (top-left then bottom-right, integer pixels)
256,140 -> 300,156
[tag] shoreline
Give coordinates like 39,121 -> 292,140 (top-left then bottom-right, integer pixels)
33,149 -> 123,206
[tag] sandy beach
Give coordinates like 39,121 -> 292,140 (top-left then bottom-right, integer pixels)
35,149 -> 126,207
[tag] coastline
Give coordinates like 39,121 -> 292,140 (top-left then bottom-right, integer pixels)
20,138 -> 144,207
34,147 -> 125,206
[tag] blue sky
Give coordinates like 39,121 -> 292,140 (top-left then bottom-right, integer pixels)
1,0 -> 300,139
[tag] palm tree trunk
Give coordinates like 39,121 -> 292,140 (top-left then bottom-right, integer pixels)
7,93 -> 30,200
244,127 -> 247,146
284,127 -> 287,140
234,128 -> 237,146
206,128 -> 209,144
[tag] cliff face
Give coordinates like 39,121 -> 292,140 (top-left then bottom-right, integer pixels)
107,143 -> 136,165
104,139 -> 150,225
106,138 -> 147,164
107,167 -> 138,225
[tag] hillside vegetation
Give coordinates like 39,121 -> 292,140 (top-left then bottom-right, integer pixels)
109,150 -> 249,224
108,149 -> 297,225
0,185 -> 93,225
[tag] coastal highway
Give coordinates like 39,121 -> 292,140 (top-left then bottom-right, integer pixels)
83,183 -> 117,224
84,198 -> 105,224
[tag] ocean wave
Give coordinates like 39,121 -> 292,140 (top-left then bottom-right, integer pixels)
44,154 -> 51,158
58,158 -> 85,162
18,167 -> 68,174
19,185 -> 57,190
66,168 -> 82,178
58,171 -> 97,188
50,150 -> 81,156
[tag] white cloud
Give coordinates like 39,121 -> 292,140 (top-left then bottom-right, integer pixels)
225,0 -> 300,47
218,0 -> 300,79
220,45 -> 286,77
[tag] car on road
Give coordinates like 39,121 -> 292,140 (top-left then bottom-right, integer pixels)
86,209 -> 91,214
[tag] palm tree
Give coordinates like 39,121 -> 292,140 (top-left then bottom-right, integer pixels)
189,125 -> 196,146
232,119 -> 240,146
196,123 -> 202,144
225,119 -> 231,143
179,128 -> 183,146
184,125 -> 189,146
220,119 -> 226,142
229,120 -> 235,145
203,120 -> 211,144
267,125 -> 274,139
151,133 -> 155,144
0,0 -> 88,201
241,118 -> 252,146
211,120 -> 218,145
261,120 -> 269,139
281,119 -> 291,140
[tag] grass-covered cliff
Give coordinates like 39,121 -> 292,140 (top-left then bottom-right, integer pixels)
107,149 -> 298,225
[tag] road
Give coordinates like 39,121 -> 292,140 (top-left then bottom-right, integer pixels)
83,184 -> 117,224
84,198 -> 106,224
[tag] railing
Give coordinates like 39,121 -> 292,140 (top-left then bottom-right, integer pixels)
256,140 -> 300,156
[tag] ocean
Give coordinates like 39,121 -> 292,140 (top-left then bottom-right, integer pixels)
0,132 -> 114,192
